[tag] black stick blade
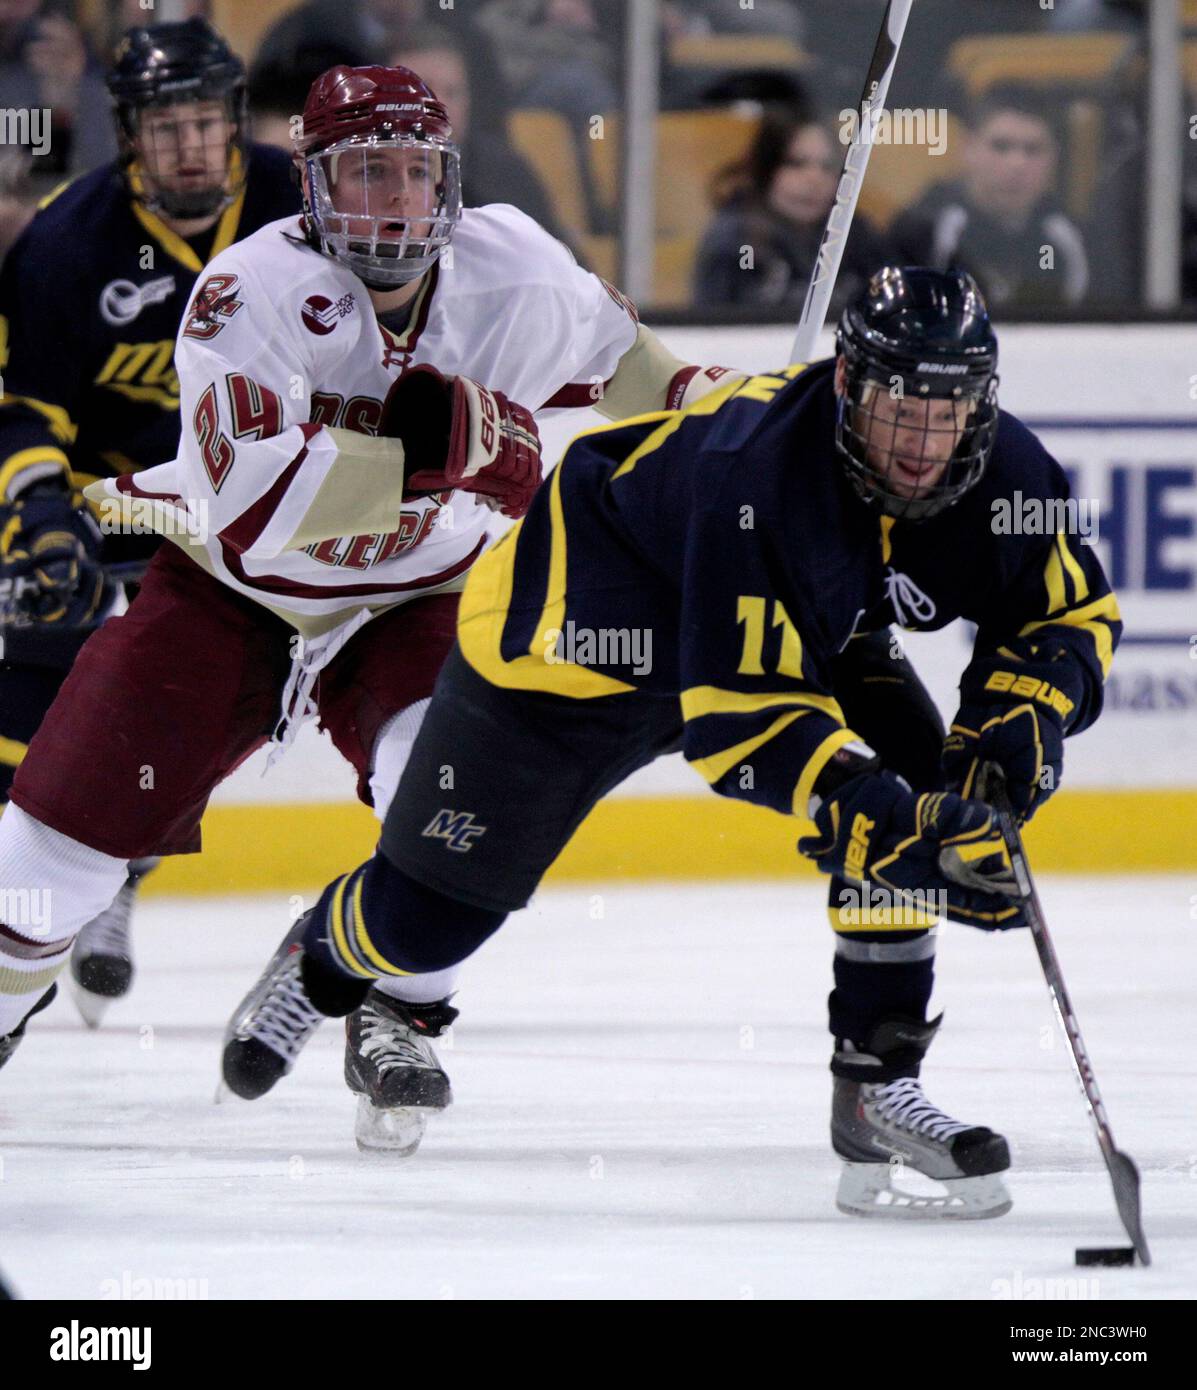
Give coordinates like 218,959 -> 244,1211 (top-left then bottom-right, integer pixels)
1108,1147 -> 1151,1267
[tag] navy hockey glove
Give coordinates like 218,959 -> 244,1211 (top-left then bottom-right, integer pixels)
382,365 -> 543,519
0,484 -> 108,629
944,639 -> 1084,824
797,770 -> 1025,930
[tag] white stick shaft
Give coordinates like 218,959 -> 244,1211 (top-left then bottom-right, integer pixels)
790,0 -> 916,364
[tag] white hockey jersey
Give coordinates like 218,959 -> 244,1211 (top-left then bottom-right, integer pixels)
86,204 -> 638,642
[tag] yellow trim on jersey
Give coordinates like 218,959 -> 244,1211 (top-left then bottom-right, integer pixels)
1044,530 -> 1092,614
36,178 -> 73,211
457,475 -> 637,698
680,685 -> 845,724
688,708 -> 808,786
608,374 -> 751,480
0,447 -> 70,497
0,735 -> 28,768
793,726 -> 858,821
1019,591 -> 1121,679
129,179 -> 247,274
1057,531 -> 1089,604
610,414 -> 686,481
0,395 -> 77,445
879,516 -> 895,566
1043,537 -> 1067,613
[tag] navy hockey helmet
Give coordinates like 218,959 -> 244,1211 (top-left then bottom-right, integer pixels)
834,266 -> 999,521
107,17 -> 247,220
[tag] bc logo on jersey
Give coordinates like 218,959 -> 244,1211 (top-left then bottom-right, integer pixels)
182,273 -> 243,341
422,810 -> 487,853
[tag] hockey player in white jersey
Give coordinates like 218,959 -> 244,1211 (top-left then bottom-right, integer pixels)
0,63 -> 734,1084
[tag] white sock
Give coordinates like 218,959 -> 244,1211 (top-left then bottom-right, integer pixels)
0,805 -> 129,1033
373,964 -> 461,1006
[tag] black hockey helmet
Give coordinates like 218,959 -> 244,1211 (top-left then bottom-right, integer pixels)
107,17 -> 247,220
834,266 -> 999,521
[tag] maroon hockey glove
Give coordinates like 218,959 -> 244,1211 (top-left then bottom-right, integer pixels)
382,364 -> 543,519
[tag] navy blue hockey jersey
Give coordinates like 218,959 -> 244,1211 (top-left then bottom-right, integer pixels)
458,359 -> 1122,821
0,143 -> 301,505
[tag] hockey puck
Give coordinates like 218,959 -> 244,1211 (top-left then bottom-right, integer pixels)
1075,1247 -> 1136,1267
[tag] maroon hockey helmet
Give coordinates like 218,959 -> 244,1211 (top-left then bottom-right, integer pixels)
296,65 -> 461,289
297,65 -> 453,156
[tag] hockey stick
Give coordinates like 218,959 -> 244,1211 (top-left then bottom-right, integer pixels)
790,0 -> 916,362
986,765 -> 1151,1265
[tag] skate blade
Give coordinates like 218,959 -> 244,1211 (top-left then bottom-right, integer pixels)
69,977 -> 113,1030
836,1162 -> 1012,1220
354,1096 -> 430,1156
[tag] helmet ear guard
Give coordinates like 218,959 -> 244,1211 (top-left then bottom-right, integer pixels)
833,266 -> 1000,522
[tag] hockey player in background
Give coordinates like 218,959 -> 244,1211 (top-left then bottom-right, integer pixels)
0,17 -> 300,1025
225,267 -> 1121,1218
0,61 -> 761,1072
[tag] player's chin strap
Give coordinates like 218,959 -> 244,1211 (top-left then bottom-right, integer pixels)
266,609 -> 375,772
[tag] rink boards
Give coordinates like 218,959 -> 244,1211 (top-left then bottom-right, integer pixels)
151,325 -> 1197,894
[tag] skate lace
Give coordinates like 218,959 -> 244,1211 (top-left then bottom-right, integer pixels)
871,1076 -> 971,1141
77,883 -> 135,958
358,1006 -> 436,1076
247,953 -> 324,1061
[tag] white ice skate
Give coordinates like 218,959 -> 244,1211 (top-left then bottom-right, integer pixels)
831,1015 -> 1012,1220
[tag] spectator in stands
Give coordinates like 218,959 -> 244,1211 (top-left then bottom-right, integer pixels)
888,86 -> 1090,310
255,0 -> 425,74
248,41 -> 372,151
475,0 -> 619,122
0,0 -> 116,190
389,20 -> 572,246
693,107 -> 891,314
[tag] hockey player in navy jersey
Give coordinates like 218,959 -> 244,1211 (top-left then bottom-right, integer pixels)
0,18 -> 300,1025
225,267 -> 1120,1217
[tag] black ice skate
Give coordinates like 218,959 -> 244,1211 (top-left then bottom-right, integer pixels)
69,857 -> 159,1028
831,1015 -> 1011,1220
221,914 -> 368,1100
345,991 -> 457,1155
0,982 -> 57,1073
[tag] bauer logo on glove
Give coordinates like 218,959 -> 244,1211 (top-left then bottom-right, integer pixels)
945,638 -> 1086,823
798,770 -> 1025,931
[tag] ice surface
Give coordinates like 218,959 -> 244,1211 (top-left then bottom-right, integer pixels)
1,878 -> 1192,1300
